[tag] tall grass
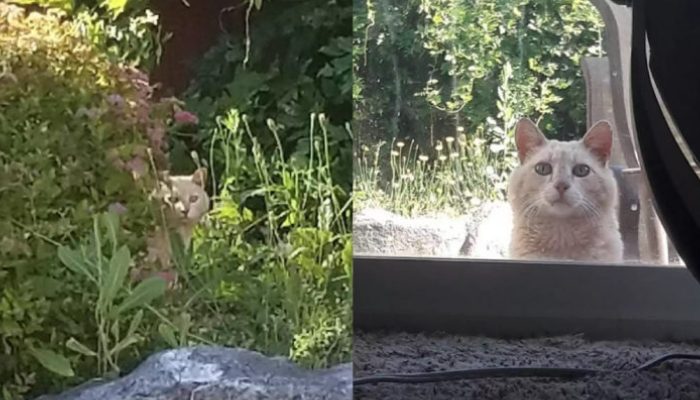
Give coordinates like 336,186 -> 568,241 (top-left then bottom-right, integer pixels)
354,126 -> 518,216
167,110 -> 352,369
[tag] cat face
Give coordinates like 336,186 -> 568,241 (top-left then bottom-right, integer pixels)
507,119 -> 617,219
158,168 -> 210,223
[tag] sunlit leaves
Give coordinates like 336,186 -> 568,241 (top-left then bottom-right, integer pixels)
0,5 -> 171,396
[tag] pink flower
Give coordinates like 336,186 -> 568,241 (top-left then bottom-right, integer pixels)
106,94 -> 125,109
108,202 -> 128,215
126,157 -> 147,180
174,110 -> 199,125
134,99 -> 152,123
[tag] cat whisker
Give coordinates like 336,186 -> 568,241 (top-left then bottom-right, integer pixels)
582,198 -> 601,219
521,197 -> 541,234
578,197 -> 601,226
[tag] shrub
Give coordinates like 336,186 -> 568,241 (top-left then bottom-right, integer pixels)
73,8 -> 167,72
9,0 -> 167,72
176,0 -> 352,188
0,5 -> 174,397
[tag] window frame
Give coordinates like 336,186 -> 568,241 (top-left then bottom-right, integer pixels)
354,255 -> 700,340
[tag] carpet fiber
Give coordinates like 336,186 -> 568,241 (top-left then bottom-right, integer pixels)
354,331 -> 700,399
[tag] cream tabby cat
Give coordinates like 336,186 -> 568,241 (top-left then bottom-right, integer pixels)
133,167 -> 210,283
507,118 -> 623,262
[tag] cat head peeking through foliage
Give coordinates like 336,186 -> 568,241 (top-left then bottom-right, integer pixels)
156,167 -> 210,226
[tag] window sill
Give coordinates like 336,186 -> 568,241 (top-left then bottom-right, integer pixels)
354,255 -> 700,340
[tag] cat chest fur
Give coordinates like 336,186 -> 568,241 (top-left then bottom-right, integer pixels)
511,218 -> 620,261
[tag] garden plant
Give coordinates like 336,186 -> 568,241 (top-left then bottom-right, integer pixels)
0,0 -> 351,398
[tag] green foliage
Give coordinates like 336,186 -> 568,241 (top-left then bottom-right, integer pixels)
10,0 -> 167,72
8,0 -> 75,12
0,5 -> 175,397
73,8 -> 167,72
180,0 -> 352,188
355,129 -> 514,216
9,0 -> 142,17
354,0 -> 604,214
1,0 -> 352,397
168,0 -> 353,367
168,112 -> 352,368
57,212 -> 167,377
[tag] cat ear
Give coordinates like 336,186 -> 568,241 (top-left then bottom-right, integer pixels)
514,118 -> 547,163
582,120 -> 613,165
191,167 -> 207,187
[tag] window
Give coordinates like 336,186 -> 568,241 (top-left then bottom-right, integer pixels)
353,0 -> 684,267
352,0 -> 699,339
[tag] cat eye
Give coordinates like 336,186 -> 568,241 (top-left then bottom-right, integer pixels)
189,194 -> 199,203
572,164 -> 591,177
534,162 -> 552,176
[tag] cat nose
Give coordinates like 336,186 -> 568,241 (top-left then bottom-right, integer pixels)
555,181 -> 570,194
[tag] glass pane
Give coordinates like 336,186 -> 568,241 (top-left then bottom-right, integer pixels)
353,0 -> 684,266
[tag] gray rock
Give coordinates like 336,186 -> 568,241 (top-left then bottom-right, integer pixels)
465,201 -> 512,259
353,207 -> 468,257
37,346 -> 352,400
353,202 -> 513,259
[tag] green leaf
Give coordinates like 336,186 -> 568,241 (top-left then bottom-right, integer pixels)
110,319 -> 120,341
126,309 -> 144,338
27,276 -> 63,298
101,211 -> 120,251
108,334 -> 141,357
100,245 -> 131,308
341,238 -> 352,277
9,0 -> 73,12
29,347 -> 75,377
240,188 -> 267,202
1,320 -> 22,336
317,64 -> 335,78
103,0 -> 128,17
175,312 -> 192,346
254,0 -> 263,10
158,323 -> 178,347
168,230 -> 188,270
92,215 -> 104,273
114,276 -> 166,316
66,337 -> 97,357
58,246 -> 96,283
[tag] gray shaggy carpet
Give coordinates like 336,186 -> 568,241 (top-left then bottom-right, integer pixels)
354,331 -> 700,400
